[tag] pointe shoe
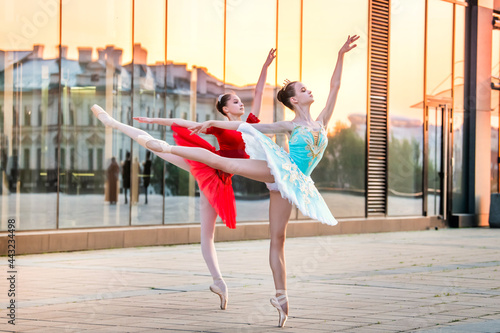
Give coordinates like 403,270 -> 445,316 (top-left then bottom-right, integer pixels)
209,284 -> 228,310
136,135 -> 171,153
90,104 -> 115,128
270,291 -> 288,327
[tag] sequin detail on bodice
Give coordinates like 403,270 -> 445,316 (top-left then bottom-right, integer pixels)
289,125 -> 328,176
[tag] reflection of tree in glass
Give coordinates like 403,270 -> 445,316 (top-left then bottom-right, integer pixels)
163,159 -> 189,196
388,137 -> 424,195
312,121 -> 365,192
232,175 -> 269,199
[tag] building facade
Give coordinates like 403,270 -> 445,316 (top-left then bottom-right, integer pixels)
0,0 -> 497,250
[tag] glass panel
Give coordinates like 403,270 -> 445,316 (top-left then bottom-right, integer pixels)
164,0 -> 224,224
0,0 -> 59,230
59,0 -> 133,228
275,0 -> 301,220
427,106 -> 443,216
388,0 -> 425,216
301,0 -> 367,219
131,0 -> 166,225
226,0 -> 277,222
452,4 -> 467,211
492,29 -> 500,194
426,0 -> 453,216
277,0 -> 301,124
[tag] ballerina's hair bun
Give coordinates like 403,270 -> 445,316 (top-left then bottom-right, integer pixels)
215,93 -> 232,116
277,80 -> 297,111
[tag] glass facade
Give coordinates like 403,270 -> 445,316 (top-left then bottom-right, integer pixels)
226,0 -> 278,222
58,0 -> 134,228
0,0 -> 60,230
492,28 -> 499,194
452,4 -> 467,212
303,0 -> 368,219
0,0 -> 468,231
388,0 -> 425,216
426,0 -> 454,217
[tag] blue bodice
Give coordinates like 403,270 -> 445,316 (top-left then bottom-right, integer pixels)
237,121 -> 337,225
289,125 -> 328,176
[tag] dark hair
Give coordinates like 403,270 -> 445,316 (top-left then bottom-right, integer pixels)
276,81 -> 297,111
215,93 -> 232,116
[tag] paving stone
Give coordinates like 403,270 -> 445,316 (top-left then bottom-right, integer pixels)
1,228 -> 500,331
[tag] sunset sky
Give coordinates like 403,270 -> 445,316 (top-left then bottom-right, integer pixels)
0,0 -> 479,128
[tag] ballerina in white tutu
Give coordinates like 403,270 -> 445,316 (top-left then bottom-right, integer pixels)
92,35 -> 358,327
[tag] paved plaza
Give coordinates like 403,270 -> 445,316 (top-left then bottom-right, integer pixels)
1,228 -> 500,332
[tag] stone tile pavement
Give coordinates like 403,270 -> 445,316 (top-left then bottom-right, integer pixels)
1,228 -> 500,332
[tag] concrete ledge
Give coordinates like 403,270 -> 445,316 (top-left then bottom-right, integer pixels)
0,216 -> 445,255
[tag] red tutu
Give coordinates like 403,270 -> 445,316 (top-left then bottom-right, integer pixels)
172,125 -> 236,229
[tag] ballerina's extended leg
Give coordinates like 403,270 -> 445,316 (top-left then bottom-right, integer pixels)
91,104 -> 174,153
200,193 -> 228,309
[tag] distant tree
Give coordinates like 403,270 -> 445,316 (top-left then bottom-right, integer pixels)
388,136 -> 423,195
313,121 -> 365,191
161,158 -> 189,196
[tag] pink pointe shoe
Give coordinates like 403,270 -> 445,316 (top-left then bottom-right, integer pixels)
136,135 -> 171,153
270,290 -> 288,327
210,283 -> 228,310
91,104 -> 116,128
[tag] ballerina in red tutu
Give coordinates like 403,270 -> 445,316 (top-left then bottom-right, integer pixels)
91,48 -> 276,310
136,94 -> 263,229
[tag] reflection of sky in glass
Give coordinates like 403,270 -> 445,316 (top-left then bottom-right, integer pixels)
63,0 -> 133,62
302,0 -> 367,128
454,6 -> 465,89
226,0 -> 275,85
427,0 -> 453,98
388,0 -> 424,121
167,0 -> 223,77
492,30 -> 499,124
0,0 -> 470,130
0,0 -> 59,56
135,0 -> 165,64
387,0 -> 425,216
1,0 -> 364,128
276,0 -> 301,121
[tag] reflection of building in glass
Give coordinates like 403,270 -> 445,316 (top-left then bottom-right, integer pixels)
0,43 -> 279,195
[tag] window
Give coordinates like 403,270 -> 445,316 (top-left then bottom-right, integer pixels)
23,149 -> 30,170
70,148 -> 75,170
38,105 -> 42,126
69,104 -> 74,125
88,149 -> 94,171
61,148 -> 66,170
97,148 -> 103,170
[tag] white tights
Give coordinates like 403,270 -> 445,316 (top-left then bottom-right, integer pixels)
200,192 -> 227,292
97,111 -> 226,286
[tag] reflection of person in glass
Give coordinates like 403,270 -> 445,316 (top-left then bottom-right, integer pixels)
7,154 -> 19,192
142,151 -> 152,204
131,156 -> 141,205
106,157 -> 120,204
92,35 -> 357,327
92,48 -> 276,311
122,152 -> 131,204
